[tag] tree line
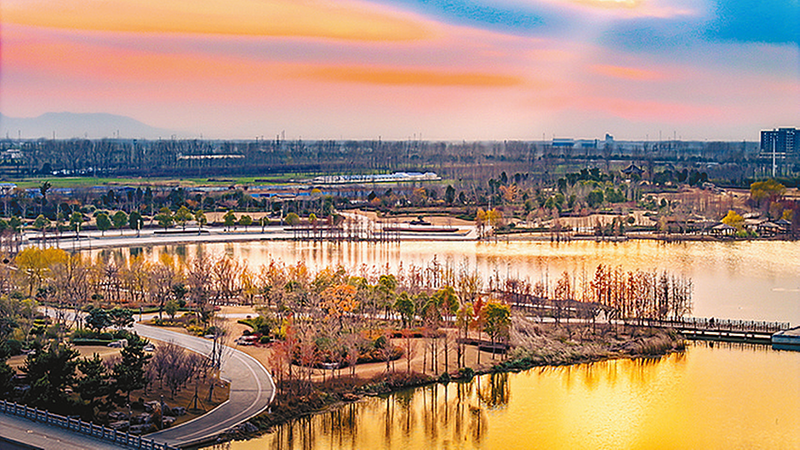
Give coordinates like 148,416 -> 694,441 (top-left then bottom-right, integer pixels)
1,246 -> 694,409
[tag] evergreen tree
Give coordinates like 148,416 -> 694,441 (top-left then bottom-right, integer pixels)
128,211 -> 144,236
22,343 -> 80,409
95,212 -> 112,236
112,211 -> 128,234
76,353 -> 111,412
85,308 -> 110,333
111,334 -> 151,406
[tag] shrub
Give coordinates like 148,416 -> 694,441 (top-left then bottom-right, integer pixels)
113,330 -> 133,340
71,328 -> 97,339
186,325 -> 205,336
456,367 -> 475,380
2,339 -> 22,356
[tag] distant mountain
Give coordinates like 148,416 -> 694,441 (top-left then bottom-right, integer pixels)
0,112 -> 177,140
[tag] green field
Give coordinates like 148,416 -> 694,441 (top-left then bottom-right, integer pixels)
7,174 -> 323,189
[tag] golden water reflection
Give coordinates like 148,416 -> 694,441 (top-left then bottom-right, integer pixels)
207,343 -> 800,450
96,239 -> 800,323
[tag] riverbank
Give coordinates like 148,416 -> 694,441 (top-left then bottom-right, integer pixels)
219,319 -> 686,444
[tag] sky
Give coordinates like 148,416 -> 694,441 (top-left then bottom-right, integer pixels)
1,0 -> 798,140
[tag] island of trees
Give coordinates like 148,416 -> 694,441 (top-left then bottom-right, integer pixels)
0,243 -> 692,437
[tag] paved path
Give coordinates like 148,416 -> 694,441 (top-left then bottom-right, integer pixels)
7,310 -> 275,449
0,413 -> 125,450
38,222 -> 477,252
134,323 -> 275,448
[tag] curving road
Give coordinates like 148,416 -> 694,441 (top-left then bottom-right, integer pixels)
133,322 -> 275,448
32,310 -> 275,448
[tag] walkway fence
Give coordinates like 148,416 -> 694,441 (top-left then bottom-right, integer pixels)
0,400 -> 179,450
644,317 -> 790,334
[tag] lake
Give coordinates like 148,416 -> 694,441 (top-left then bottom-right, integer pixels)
95,239 -> 800,449
204,342 -> 800,450
99,239 -> 800,323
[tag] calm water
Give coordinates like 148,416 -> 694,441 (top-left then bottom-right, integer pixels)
206,342 -> 800,450
102,240 -> 800,449
98,239 -> 800,324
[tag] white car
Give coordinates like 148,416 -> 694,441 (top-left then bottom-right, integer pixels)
108,339 -> 128,348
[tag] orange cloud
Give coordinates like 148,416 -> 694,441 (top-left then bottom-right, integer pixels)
4,0 -> 432,42
4,27 -> 526,109
300,65 -> 523,87
591,64 -> 664,81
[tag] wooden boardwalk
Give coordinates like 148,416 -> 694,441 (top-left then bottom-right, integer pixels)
634,317 -> 789,344
513,302 -> 791,345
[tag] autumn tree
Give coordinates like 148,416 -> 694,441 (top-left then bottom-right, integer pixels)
187,255 -> 214,325
482,301 -> 510,360
321,283 -> 358,333
750,179 -> 785,209
552,271 -> 573,326
15,247 -> 67,297
721,210 -> 745,232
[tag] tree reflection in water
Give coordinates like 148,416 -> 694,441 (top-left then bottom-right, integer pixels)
477,372 -> 510,408
205,343 -> 800,450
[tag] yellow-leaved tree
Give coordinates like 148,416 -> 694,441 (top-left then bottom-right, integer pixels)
721,210 -> 744,231
15,247 -> 68,297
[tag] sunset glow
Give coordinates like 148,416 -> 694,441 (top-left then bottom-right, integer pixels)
1,0 -> 797,140
3,0 -> 433,41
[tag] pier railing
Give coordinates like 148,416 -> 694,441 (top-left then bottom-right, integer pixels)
643,317 -> 790,334
0,400 -> 179,450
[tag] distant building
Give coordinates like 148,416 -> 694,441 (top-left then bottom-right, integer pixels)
313,171 -> 439,185
552,138 -> 575,148
576,139 -> 598,149
621,164 -> 644,177
760,128 -> 798,156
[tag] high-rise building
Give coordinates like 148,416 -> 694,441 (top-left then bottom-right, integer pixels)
761,128 -> 798,156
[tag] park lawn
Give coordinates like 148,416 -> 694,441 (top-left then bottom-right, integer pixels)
6,345 -> 123,370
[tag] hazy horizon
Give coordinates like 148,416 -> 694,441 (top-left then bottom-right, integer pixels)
2,0 -> 798,141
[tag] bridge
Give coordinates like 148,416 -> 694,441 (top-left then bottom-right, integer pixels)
646,317 -> 791,344
513,301 -> 791,345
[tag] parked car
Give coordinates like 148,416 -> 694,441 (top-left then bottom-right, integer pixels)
108,339 -> 128,348
235,335 -> 258,346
